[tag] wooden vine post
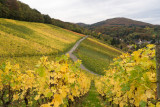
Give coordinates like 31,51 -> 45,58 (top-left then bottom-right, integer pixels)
156,33 -> 160,99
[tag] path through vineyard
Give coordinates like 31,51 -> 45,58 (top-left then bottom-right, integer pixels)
77,81 -> 106,107
67,36 -> 106,106
66,35 -> 98,75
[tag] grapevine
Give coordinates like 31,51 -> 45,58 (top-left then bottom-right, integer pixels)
95,44 -> 159,107
0,55 -> 91,107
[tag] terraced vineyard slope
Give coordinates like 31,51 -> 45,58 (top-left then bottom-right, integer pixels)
74,37 -> 123,75
0,18 -> 82,70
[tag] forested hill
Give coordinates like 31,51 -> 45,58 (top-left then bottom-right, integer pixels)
1,0 -> 159,53
77,17 -> 159,52
77,23 -> 89,27
0,0 -> 98,36
77,17 -> 152,28
90,17 -> 152,28
0,0 -> 52,23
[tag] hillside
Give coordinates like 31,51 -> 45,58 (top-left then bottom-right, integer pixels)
0,19 -> 158,107
0,18 -> 82,69
80,17 -> 152,28
77,17 -> 156,52
76,23 -> 89,27
74,37 -> 123,75
0,0 -> 96,36
0,0 -> 159,107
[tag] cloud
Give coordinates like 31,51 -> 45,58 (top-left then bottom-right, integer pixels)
19,0 -> 160,24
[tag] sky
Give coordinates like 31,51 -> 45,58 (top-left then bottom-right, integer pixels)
19,0 -> 160,25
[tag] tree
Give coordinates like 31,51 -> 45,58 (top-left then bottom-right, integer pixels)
0,3 -> 10,18
0,0 -> 6,4
43,15 -> 52,24
6,0 -> 19,10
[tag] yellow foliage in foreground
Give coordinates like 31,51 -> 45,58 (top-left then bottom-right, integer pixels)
0,55 -> 90,107
95,44 -> 157,107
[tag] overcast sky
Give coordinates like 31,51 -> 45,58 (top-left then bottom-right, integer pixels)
19,0 -> 160,25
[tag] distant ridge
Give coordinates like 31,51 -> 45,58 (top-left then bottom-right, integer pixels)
76,23 -> 89,27
77,17 -> 152,28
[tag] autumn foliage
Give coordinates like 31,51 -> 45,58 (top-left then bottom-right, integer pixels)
0,55 -> 91,107
95,44 -> 158,106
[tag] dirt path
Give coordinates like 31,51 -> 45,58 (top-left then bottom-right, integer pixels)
67,36 -> 106,107
66,36 -> 98,75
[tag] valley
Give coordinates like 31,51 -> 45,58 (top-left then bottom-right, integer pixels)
0,17 -> 158,107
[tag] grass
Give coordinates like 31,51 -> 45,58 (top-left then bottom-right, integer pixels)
77,81 -> 106,107
74,37 -> 123,75
0,18 -> 83,70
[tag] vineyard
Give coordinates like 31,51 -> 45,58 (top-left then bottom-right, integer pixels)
95,44 -> 159,106
0,43 -> 159,107
0,18 -> 159,107
0,55 -> 91,106
74,37 -> 123,75
0,18 -> 82,70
